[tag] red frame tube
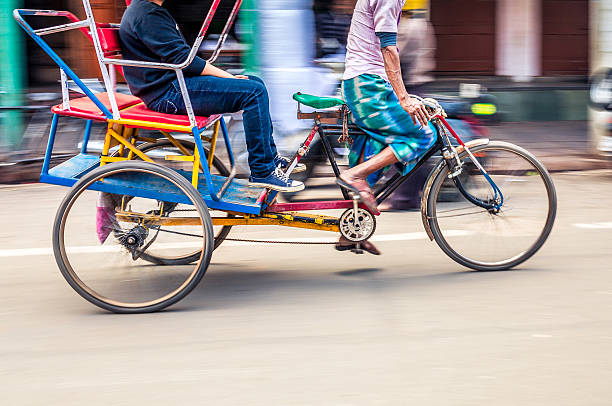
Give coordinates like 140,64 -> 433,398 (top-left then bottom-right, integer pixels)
267,201 -> 375,213
436,115 -> 466,147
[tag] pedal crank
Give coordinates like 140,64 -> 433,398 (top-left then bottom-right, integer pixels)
339,197 -> 377,243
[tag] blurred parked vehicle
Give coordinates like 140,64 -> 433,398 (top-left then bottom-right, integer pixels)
589,68 -> 612,157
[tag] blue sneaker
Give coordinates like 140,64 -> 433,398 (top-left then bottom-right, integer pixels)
249,168 -> 305,192
274,154 -> 306,173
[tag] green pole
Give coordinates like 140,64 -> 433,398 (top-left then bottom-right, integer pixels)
241,0 -> 259,75
0,0 -> 25,151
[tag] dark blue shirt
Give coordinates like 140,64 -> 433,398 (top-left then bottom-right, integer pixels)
119,0 -> 207,105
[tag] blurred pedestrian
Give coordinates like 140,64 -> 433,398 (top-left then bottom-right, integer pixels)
398,7 -> 435,95
314,0 -> 355,58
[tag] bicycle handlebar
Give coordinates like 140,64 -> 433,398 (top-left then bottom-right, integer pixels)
410,94 -> 444,119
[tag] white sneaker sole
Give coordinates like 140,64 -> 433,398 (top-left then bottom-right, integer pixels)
248,181 -> 305,192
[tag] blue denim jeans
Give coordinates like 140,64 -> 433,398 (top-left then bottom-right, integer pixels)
148,75 -> 277,177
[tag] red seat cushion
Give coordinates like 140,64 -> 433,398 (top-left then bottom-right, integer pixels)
120,103 -> 220,132
52,92 -> 142,121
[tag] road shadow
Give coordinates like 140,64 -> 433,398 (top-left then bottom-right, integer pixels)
335,268 -> 383,276
170,262 -> 544,313
77,261 -> 548,316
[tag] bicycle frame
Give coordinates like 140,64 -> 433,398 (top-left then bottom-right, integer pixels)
265,108 -> 498,219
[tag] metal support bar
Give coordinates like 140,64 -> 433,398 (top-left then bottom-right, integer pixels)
192,127 -> 220,201
116,213 -> 340,233
220,118 -> 235,168
34,19 -> 89,36
81,120 -> 93,153
192,146 -> 200,188
80,0 -> 120,119
107,127 -> 154,163
161,131 -> 194,157
13,10 -> 113,118
208,0 -> 243,63
41,114 -> 59,176
60,68 -> 69,110
317,126 -> 349,200
208,120 -> 220,168
175,70 -> 197,128
127,128 -> 140,160
101,0 -> 223,71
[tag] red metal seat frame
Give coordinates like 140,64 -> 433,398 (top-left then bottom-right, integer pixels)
52,19 -> 219,131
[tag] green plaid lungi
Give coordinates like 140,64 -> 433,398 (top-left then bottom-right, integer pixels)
342,73 -> 437,185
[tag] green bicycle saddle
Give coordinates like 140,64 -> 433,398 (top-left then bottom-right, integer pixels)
293,92 -> 345,110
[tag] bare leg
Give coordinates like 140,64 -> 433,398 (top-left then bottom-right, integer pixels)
343,147 -> 398,180
336,147 -> 399,255
339,147 -> 399,213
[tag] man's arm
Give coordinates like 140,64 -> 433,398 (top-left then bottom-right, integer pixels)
370,0 -> 430,127
381,45 -> 429,127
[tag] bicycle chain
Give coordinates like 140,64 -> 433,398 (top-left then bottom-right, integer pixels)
156,227 -> 338,245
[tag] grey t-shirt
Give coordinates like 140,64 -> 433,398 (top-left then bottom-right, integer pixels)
343,0 -> 403,81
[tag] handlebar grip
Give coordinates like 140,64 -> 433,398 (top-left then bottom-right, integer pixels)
410,94 -> 439,110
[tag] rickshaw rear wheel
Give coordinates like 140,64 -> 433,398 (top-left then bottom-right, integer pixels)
52,161 -> 214,313
112,138 -> 233,265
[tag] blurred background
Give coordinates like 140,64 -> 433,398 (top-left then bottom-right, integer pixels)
0,0 -> 611,182
2,3 -> 612,403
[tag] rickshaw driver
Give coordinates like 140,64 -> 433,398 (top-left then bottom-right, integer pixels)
119,0 -> 305,192
335,0 -> 436,254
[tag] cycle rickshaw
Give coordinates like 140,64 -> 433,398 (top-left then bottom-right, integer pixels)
14,0 -> 557,313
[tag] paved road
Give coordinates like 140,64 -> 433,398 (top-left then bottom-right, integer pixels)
1,171 -> 612,405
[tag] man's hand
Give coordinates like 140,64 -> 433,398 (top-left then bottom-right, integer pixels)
401,97 -> 430,127
234,75 -> 249,80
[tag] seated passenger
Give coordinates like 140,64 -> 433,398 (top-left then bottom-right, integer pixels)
336,0 -> 437,254
119,0 -> 305,191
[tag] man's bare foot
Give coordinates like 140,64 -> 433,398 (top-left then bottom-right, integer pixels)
335,236 -> 381,255
338,174 -> 380,215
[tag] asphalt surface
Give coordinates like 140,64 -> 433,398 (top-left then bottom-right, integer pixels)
1,170 -> 612,405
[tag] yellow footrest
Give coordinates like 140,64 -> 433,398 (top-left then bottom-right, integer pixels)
100,156 -> 129,164
165,155 -> 195,162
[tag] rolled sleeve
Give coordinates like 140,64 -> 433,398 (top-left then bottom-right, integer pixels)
375,32 -> 398,48
184,56 -> 206,76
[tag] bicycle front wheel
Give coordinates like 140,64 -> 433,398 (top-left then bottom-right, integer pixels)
426,141 -> 557,271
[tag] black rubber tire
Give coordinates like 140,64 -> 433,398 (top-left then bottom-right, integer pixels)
52,161 -> 214,313
113,139 -> 233,265
426,141 -> 557,272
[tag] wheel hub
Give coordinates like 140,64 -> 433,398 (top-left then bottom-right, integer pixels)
117,225 -> 149,252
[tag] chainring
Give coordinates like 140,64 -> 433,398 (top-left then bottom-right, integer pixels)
339,208 -> 376,242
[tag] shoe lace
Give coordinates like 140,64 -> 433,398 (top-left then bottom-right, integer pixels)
274,167 -> 290,183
